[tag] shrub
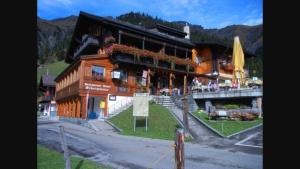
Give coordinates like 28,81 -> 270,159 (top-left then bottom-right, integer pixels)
149,100 -> 156,104
240,112 -> 258,121
224,104 -> 239,109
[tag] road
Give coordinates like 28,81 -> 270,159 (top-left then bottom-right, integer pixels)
38,120 -> 262,169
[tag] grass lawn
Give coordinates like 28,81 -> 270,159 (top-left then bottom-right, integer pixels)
37,61 -> 69,84
108,102 -> 181,140
37,145 -> 111,169
192,111 -> 263,137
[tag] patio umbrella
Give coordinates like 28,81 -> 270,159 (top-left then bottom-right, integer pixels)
232,36 -> 245,87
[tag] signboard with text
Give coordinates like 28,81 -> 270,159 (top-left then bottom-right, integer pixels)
133,93 -> 149,117
84,83 -> 111,91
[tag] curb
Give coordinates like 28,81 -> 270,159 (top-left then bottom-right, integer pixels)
87,121 -> 100,132
189,112 -> 263,139
189,112 -> 226,138
168,108 -> 184,128
227,123 -> 263,138
105,120 -> 123,133
167,108 -> 195,140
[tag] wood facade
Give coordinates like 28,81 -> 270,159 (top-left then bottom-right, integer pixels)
55,11 -> 255,120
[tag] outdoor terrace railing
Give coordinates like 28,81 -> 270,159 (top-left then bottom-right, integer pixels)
192,87 -> 263,99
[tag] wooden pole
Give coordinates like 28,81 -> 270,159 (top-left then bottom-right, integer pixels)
147,69 -> 151,94
183,75 -> 189,136
59,126 -> 71,169
169,73 -> 172,96
175,128 -> 184,169
183,75 -> 187,96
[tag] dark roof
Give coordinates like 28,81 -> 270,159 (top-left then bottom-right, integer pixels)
154,24 -> 187,38
40,75 -> 56,87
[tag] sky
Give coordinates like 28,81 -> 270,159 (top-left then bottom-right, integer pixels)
38,0 -> 262,29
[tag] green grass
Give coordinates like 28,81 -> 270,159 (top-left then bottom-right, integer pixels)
37,61 -> 69,84
192,111 -> 263,137
37,145 -> 112,169
108,102 -> 181,140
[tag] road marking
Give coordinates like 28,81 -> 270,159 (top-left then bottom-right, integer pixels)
234,132 -> 263,148
235,143 -> 263,148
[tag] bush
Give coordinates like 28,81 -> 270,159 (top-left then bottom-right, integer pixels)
149,100 -> 156,104
215,104 -> 224,109
224,104 -> 239,109
240,112 -> 258,121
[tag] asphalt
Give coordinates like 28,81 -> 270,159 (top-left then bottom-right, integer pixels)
37,119 -> 262,169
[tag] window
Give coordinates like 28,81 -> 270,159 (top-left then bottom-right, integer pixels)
111,70 -> 127,82
120,71 -> 128,82
92,66 -> 105,81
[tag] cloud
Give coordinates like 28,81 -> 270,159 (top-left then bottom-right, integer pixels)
38,0 -> 263,28
243,17 -> 263,25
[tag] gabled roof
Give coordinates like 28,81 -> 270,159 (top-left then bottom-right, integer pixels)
39,75 -> 56,87
154,24 -> 187,38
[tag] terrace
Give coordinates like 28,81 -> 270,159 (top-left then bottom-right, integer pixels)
192,88 -> 263,99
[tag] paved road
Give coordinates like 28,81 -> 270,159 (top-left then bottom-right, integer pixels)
168,106 -> 263,153
38,120 -> 262,169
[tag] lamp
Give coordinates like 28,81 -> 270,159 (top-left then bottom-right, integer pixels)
212,71 -> 219,76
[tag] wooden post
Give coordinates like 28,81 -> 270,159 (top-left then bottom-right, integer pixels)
183,75 -> 189,136
182,96 -> 189,136
169,73 -> 172,96
183,75 -> 187,96
82,96 -> 87,119
157,77 -> 160,95
175,128 -> 184,169
147,69 -> 151,94
59,126 -> 71,169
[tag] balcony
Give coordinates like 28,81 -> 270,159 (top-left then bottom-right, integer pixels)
73,35 -> 99,58
108,44 -> 197,73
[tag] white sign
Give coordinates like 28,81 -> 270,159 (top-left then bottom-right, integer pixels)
112,71 -> 121,79
142,70 -> 148,78
133,95 -> 149,117
84,83 -> 111,91
217,110 -> 227,116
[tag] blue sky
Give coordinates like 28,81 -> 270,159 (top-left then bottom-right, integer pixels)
38,0 -> 262,29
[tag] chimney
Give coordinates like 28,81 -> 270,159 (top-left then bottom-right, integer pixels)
183,23 -> 190,39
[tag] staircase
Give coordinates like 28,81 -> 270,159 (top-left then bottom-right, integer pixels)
108,100 -> 133,118
152,95 -> 175,108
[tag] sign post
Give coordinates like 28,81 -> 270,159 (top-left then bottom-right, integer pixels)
133,93 -> 149,132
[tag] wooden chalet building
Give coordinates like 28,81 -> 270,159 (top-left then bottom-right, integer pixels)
55,11 -> 255,120
38,74 -> 56,116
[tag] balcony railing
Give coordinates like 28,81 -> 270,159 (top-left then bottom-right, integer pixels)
192,87 -> 263,99
73,35 -> 99,58
108,44 -> 196,73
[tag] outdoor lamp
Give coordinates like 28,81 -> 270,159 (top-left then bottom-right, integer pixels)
212,71 -> 219,76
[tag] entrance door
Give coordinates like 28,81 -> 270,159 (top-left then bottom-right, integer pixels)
88,96 -> 105,120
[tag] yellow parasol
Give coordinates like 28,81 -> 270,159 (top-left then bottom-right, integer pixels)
232,36 -> 245,86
